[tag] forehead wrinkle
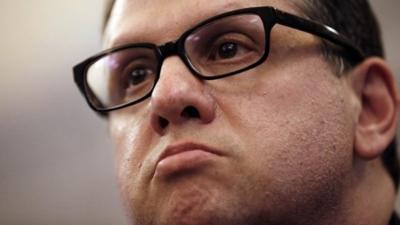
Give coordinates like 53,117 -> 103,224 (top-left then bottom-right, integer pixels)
105,0 -> 299,48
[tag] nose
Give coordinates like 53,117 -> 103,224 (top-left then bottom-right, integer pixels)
149,57 -> 216,135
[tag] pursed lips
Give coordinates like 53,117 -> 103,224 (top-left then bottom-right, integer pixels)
153,142 -> 222,178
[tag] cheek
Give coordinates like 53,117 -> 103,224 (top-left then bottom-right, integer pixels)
109,110 -> 152,186
246,87 -> 352,173
109,111 -> 159,217
110,114 -> 138,164
214,62 -> 355,206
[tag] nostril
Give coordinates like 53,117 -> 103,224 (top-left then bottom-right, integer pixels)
158,117 -> 169,129
181,106 -> 200,118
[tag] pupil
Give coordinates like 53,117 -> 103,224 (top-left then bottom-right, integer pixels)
218,42 -> 237,59
130,68 -> 147,85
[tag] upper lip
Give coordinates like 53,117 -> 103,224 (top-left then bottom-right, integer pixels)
156,142 -> 222,165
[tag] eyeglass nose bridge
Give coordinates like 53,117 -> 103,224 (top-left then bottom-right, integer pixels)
159,41 -> 179,59
156,41 -> 197,77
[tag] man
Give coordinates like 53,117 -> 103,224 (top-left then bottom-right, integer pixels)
74,0 -> 399,224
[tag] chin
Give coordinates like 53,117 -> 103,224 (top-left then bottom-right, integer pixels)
155,182 -> 222,225
127,184 -> 248,225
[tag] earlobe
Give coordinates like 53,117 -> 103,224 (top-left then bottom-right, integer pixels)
353,57 -> 399,160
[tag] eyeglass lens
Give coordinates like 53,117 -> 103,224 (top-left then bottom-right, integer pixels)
86,47 -> 159,109
185,14 -> 265,76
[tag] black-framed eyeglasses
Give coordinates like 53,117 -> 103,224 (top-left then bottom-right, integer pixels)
73,6 -> 365,113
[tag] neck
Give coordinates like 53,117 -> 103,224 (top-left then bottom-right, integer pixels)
327,159 -> 396,225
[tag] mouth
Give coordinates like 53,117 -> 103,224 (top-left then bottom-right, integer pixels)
154,142 -> 222,178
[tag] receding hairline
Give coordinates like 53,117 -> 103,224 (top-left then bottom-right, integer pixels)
103,0 -> 115,31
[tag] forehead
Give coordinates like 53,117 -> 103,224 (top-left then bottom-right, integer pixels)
105,0 -> 300,47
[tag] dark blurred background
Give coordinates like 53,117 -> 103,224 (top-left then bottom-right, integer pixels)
0,1 -> 398,224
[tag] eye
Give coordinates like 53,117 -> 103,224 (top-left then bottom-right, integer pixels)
129,67 -> 152,85
218,42 -> 238,59
119,64 -> 156,100
120,63 -> 156,96
207,34 -> 258,62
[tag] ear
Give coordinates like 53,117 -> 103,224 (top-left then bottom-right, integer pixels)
351,57 -> 399,160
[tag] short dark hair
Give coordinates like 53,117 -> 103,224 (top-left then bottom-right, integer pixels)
295,0 -> 384,70
102,0 -> 398,188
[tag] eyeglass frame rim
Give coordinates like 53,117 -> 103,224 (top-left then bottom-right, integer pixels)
73,6 -> 365,114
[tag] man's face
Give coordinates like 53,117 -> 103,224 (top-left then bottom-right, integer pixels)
106,0 -> 358,224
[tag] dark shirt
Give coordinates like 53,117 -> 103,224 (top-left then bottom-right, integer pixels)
390,213 -> 400,225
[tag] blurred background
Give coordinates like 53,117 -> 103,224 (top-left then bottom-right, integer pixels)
0,1 -> 398,224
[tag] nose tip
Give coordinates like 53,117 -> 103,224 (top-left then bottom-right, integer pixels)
151,105 -> 203,133
150,91 -> 215,134
148,57 -> 216,135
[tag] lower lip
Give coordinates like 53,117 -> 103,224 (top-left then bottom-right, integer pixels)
155,150 -> 216,178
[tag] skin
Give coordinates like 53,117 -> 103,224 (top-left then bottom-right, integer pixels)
105,0 -> 399,224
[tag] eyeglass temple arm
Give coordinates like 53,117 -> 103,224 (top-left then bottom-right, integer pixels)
272,8 -> 365,63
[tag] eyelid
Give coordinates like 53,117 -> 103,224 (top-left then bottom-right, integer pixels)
209,33 -> 259,54
114,55 -> 152,71
121,57 -> 156,76
213,32 -> 258,47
